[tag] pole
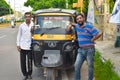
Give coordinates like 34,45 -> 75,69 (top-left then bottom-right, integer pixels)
8,0 -> 11,21
14,0 -> 16,19
100,1 -> 104,40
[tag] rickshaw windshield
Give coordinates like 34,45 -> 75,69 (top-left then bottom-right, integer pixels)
36,16 -> 72,29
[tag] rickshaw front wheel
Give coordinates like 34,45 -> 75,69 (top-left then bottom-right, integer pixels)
46,68 -> 56,80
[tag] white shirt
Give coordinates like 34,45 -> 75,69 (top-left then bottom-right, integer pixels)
16,22 -> 33,50
11,21 -> 14,26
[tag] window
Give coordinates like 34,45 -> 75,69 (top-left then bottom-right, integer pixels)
36,16 -> 72,29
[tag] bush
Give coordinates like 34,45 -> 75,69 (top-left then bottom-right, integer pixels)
94,50 -> 120,80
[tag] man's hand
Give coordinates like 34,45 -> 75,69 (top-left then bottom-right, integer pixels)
66,23 -> 76,31
17,46 -> 21,52
70,23 -> 76,26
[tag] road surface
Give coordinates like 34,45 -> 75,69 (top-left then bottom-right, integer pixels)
0,26 -> 88,80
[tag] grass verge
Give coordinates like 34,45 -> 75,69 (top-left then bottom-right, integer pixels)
94,50 -> 120,80
0,23 -> 11,28
0,22 -> 22,28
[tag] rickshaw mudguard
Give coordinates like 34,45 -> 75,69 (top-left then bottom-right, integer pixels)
41,50 -> 63,67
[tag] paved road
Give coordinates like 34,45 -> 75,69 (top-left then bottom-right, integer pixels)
0,26 -> 21,80
0,26 -> 48,80
0,26 -> 88,80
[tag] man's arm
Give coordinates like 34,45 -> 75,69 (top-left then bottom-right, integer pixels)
66,23 -> 76,31
16,26 -> 22,52
91,32 -> 103,42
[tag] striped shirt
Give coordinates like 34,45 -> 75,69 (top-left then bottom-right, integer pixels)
75,23 -> 99,47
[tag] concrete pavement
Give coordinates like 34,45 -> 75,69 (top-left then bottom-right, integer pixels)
95,41 -> 120,75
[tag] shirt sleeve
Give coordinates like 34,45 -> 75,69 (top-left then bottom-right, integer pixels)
16,25 -> 22,46
90,26 -> 99,36
91,27 -> 99,36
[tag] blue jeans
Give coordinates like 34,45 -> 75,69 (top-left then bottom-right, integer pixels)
74,47 -> 95,80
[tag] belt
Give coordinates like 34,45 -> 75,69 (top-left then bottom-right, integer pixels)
79,46 -> 94,50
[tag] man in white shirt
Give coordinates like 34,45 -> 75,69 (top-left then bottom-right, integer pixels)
11,19 -> 15,28
16,12 -> 33,80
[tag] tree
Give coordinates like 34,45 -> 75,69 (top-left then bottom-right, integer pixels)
109,0 -> 114,13
68,0 -> 89,15
24,0 -> 67,11
24,0 -> 90,16
0,0 -> 13,16
83,0 -> 89,17
68,0 -> 77,9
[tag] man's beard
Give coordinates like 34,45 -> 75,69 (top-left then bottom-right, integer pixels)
78,22 -> 84,26
26,20 -> 30,24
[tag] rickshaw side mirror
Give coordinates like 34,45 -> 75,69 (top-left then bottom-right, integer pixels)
34,25 -> 41,29
31,25 -> 41,34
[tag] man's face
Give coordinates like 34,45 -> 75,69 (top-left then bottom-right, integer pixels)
24,14 -> 31,23
76,15 -> 85,25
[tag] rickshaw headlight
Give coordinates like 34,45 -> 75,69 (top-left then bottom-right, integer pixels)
65,45 -> 72,51
33,44 -> 41,51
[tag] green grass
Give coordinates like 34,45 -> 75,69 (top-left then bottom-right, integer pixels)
94,50 -> 120,80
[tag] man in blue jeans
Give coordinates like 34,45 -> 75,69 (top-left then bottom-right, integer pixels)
66,13 -> 102,80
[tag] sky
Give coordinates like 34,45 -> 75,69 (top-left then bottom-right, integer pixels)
5,0 -> 32,14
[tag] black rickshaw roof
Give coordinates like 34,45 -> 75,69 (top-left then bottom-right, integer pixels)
33,8 -> 79,15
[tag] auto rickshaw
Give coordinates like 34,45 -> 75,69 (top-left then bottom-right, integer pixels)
32,8 -> 78,80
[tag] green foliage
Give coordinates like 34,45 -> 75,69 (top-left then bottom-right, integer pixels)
51,0 -> 58,8
51,0 -> 66,8
24,0 -> 66,11
69,0 -> 89,16
109,0 -> 115,13
0,0 -> 13,16
106,0 -> 110,4
94,50 -> 120,80
83,0 -> 89,17
24,0 -> 89,15
24,0 -> 48,11
68,0 -> 77,9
